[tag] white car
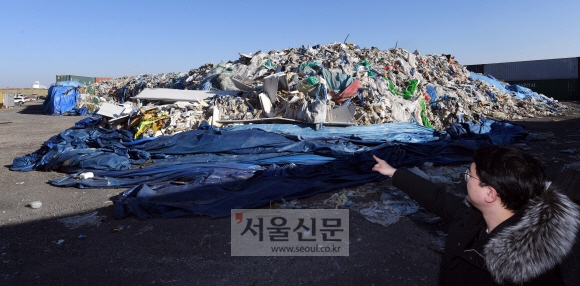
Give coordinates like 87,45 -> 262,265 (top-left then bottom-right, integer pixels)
14,95 -> 26,106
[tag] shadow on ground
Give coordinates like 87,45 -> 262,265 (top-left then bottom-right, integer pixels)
2,101 -> 580,285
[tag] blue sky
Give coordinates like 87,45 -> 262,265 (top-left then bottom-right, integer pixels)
1,0 -> 579,88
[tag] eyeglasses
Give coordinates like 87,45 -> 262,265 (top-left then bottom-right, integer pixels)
463,169 -> 480,182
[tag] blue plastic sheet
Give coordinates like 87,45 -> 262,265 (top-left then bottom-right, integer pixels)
74,117 -> 101,128
222,122 -> 443,143
12,119 -> 526,175
505,84 -> 555,105
468,73 -> 511,94
13,123 -> 446,173
55,81 -> 84,87
43,85 -> 80,115
486,91 -> 498,101
468,73 -> 555,105
11,118 -> 528,219
445,119 -> 529,146
426,85 -> 437,102
113,161 -> 383,219
112,138 -> 493,219
11,127 -> 134,172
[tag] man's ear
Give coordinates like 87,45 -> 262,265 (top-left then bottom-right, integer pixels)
484,186 -> 499,203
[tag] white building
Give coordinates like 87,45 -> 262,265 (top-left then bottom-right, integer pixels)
32,81 -> 47,89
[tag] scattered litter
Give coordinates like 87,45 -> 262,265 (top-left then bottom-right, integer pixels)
57,211 -> 105,229
77,172 -> 94,180
16,182 -> 24,185
563,162 -> 580,172
359,202 -> 402,227
356,189 -> 420,227
79,234 -> 87,239
561,149 -> 575,154
531,132 -> 555,141
324,192 -> 352,209
277,199 -> 301,209
135,225 -> 153,236
408,162 -> 466,185
56,239 -> 64,245
513,143 -> 533,151
349,187 -> 378,197
511,143 -> 526,147
29,201 -> 42,209
425,216 -> 443,224
111,225 -> 125,232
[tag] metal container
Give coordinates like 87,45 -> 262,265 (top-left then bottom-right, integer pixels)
55,75 -> 96,85
55,75 -> 71,82
484,57 -> 579,81
508,78 -> 579,101
95,77 -> 112,83
465,64 -> 484,74
3,93 -> 15,107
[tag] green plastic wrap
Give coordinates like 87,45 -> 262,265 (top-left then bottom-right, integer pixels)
388,79 -> 419,100
419,98 -> 433,129
358,60 -> 371,67
306,76 -> 319,85
358,60 -> 375,76
300,62 -> 320,70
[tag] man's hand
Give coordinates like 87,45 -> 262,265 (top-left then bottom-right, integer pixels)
372,155 -> 397,177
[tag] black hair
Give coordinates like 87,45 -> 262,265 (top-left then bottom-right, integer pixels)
474,146 -> 547,211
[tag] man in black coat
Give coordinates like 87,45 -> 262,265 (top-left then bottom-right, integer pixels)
372,145 -> 579,285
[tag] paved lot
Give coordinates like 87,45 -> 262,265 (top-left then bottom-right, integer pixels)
1,101 -> 579,285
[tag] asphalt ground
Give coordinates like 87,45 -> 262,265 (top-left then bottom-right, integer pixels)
1,101 -> 579,286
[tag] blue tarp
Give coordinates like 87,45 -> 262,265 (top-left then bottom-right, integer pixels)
11,119 -> 529,219
113,138 -> 490,219
505,84 -> 555,104
221,122 -> 444,143
43,83 -> 81,115
468,73 -> 555,105
468,73 -> 512,94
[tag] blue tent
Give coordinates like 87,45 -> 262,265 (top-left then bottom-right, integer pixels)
43,81 -> 82,115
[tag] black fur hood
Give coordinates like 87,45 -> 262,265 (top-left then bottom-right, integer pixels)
484,183 -> 580,284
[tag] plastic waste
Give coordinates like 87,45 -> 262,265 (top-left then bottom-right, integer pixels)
29,201 -> 42,209
78,172 -> 94,180
63,42 -> 567,137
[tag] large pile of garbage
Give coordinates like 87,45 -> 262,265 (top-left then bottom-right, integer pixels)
87,42 -> 566,137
